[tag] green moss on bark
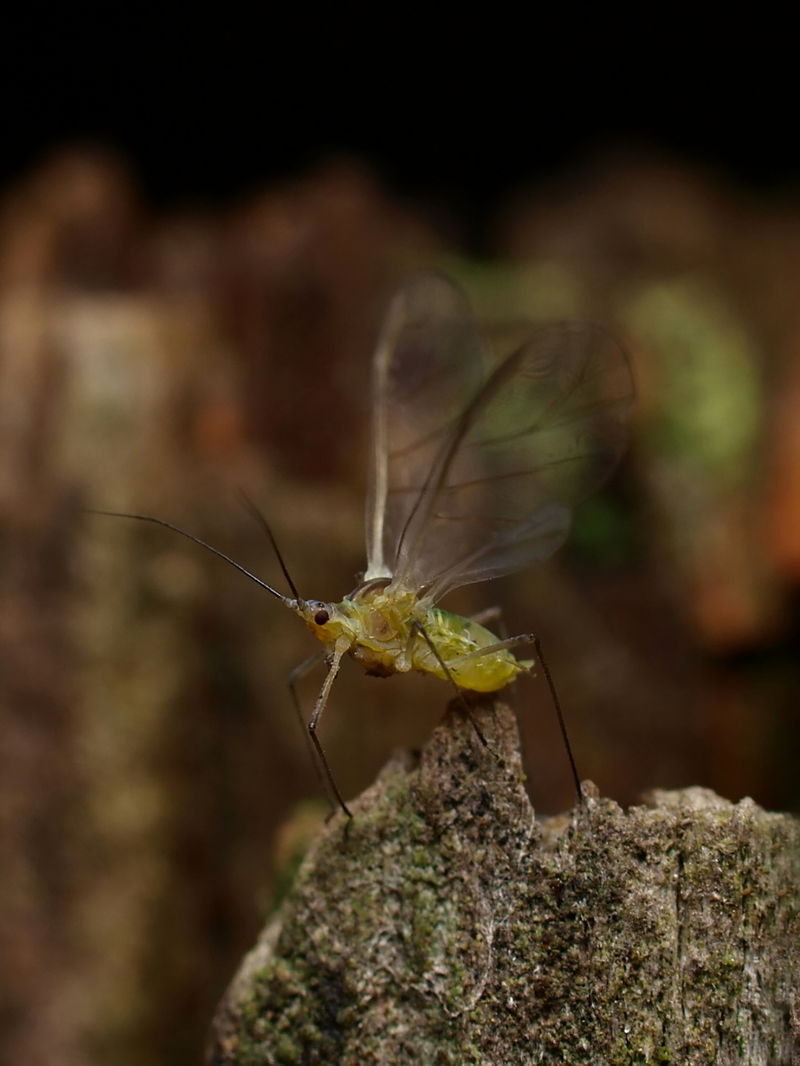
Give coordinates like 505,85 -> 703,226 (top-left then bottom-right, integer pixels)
210,700 -> 800,1066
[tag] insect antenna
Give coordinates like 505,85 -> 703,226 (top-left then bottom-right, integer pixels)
532,636 -> 583,804
87,509 -> 292,603
237,491 -> 303,602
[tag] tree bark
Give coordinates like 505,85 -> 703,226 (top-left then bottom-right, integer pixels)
209,698 -> 800,1066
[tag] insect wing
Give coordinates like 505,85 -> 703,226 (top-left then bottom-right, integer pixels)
364,273 -> 488,581
389,319 -> 634,601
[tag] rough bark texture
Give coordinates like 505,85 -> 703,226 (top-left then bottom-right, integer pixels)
209,699 -> 800,1066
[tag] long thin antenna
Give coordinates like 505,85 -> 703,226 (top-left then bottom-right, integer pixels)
87,509 -> 291,603
532,635 -> 583,804
237,491 -> 302,602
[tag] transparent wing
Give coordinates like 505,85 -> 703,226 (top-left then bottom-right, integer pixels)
364,273 -> 488,581
384,315 -> 634,602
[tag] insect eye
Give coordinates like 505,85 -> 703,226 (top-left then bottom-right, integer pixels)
314,608 -> 330,625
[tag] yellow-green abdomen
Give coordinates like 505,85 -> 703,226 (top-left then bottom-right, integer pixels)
411,608 -> 529,693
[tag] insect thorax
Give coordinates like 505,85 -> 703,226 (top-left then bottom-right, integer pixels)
348,584 -> 420,642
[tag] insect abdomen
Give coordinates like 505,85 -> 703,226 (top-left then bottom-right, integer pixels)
412,609 -> 526,692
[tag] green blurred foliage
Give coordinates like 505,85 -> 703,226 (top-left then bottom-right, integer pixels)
628,280 -> 761,486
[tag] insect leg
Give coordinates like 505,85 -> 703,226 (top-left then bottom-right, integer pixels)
447,634 -> 536,663
450,633 -> 582,804
409,621 -> 489,748
288,651 -> 336,804
469,606 -> 501,626
307,641 -> 353,819
288,651 -> 326,729
468,606 -> 505,634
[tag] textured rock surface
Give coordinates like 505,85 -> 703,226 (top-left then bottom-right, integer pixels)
209,699 -> 800,1066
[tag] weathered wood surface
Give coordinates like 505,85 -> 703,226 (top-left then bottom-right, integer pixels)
209,700 -> 800,1066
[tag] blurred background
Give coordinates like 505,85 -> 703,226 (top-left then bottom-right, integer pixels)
2,20 -> 798,1066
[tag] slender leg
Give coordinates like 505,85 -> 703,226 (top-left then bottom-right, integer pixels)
449,633 -> 583,804
307,640 -> 352,819
469,606 -> 503,629
409,621 -> 489,748
287,651 -> 331,804
447,633 -> 537,665
288,651 -> 326,733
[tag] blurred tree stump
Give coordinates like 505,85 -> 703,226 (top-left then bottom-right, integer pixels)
208,700 -> 799,1066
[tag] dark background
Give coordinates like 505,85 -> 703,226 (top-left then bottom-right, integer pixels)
5,17 -> 797,233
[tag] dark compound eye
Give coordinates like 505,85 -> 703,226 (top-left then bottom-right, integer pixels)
314,608 -> 330,626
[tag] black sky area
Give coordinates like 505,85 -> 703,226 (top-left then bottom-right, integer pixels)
3,22 -> 796,230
